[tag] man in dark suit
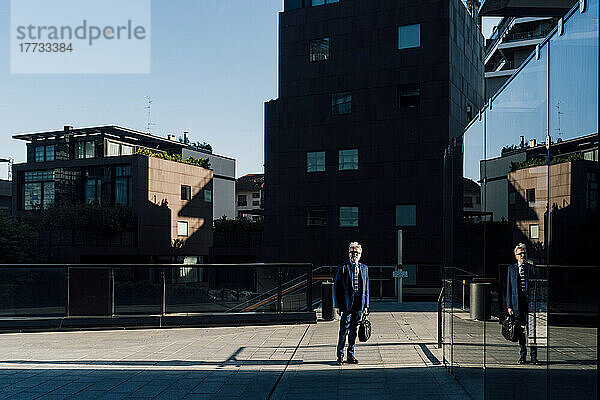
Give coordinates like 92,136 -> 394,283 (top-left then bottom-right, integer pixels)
507,243 -> 538,364
334,241 -> 369,365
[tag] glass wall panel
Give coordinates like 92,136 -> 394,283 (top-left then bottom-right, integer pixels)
0,268 -> 66,317
114,266 -> 162,315
549,0 -> 599,141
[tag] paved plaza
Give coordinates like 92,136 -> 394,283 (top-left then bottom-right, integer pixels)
0,302 -> 469,400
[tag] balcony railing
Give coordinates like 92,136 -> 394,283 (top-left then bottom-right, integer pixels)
0,263 -> 315,320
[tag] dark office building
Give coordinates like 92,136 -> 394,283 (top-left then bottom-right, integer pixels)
264,0 -> 484,291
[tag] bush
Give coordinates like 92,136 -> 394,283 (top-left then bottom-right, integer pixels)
135,148 -> 211,169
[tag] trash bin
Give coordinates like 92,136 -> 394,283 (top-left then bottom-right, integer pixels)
470,282 -> 491,321
321,282 -> 335,321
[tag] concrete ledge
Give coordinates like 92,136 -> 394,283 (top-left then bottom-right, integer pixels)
0,312 -> 317,333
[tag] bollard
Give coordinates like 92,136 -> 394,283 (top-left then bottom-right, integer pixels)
321,282 -> 335,321
470,282 -> 491,320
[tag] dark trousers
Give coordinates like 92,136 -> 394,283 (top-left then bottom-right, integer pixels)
518,312 -> 537,359
336,295 -> 362,358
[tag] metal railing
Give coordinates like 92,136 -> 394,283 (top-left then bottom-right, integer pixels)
0,263 -> 314,318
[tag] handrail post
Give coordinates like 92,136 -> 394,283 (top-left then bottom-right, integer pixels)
306,265 -> 313,312
277,266 -> 282,312
437,287 -> 444,349
65,267 -> 70,318
161,267 -> 166,317
110,267 -> 115,317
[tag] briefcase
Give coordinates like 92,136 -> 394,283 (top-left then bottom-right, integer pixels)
501,315 -> 521,342
358,313 -> 371,342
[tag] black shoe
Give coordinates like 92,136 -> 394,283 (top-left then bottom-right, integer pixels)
531,357 -> 539,365
337,357 -> 343,365
518,357 -> 526,364
346,355 -> 359,364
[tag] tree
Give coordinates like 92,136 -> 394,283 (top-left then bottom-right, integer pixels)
0,211 -> 38,263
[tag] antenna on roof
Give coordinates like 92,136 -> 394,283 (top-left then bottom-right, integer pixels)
145,96 -> 155,133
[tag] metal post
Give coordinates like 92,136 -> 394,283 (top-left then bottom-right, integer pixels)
277,266 -> 282,312
462,280 -> 465,310
65,267 -> 70,317
438,292 -> 443,349
307,265 -> 313,312
110,267 -> 115,317
161,268 -> 166,317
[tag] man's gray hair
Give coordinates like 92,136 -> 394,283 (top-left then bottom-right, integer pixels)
514,243 -> 526,253
349,242 -> 362,252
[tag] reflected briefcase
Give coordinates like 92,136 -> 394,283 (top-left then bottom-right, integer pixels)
501,315 -> 521,342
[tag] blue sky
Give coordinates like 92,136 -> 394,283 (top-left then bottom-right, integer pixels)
0,0 -> 281,178
0,0 -> 501,179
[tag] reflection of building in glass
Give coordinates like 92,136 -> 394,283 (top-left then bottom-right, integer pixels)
236,174 -> 264,221
12,125 -> 218,263
485,16 -> 560,99
448,1 -> 598,398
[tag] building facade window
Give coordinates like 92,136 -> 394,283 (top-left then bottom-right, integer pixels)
398,24 -> 420,49
252,200 -> 260,206
252,192 -> 260,199
307,151 -> 326,172
204,189 -> 212,203
34,145 -> 55,162
23,170 -> 54,210
331,92 -> 352,115
529,224 -> 540,239
35,146 -> 44,162
310,37 -> 330,62
107,140 -> 134,157
399,84 -> 420,108
526,188 -> 535,204
238,195 -> 247,206
396,204 -> 416,226
177,221 -> 189,237
115,165 -> 132,206
181,185 -> 191,201
509,192 -> 516,205
338,149 -> 358,171
76,141 -> 96,159
307,206 -> 327,227
339,206 -> 359,227
85,178 -> 102,204
311,0 -> 339,6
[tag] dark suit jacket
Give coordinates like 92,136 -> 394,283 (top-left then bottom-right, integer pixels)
334,262 -> 369,313
506,262 -> 538,314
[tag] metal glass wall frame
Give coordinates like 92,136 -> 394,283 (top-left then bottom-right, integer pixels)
444,1 -> 599,398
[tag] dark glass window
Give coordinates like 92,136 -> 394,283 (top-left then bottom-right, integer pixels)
252,192 -> 260,199
331,92 -> 351,115
85,178 -> 102,204
396,204 -> 416,226
204,189 -> 212,203
310,37 -> 329,62
338,149 -> 358,171
115,165 -> 132,206
181,185 -> 191,201
307,151 -> 326,172
252,200 -> 260,206
398,24 -> 420,49
85,142 -> 96,158
238,195 -> 247,206
509,192 -> 516,205
307,206 -> 327,227
311,0 -> 339,5
526,188 -> 535,203
339,206 -> 358,227
399,84 -> 420,109
35,146 -> 45,162
45,145 -> 55,161
23,170 -> 54,210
